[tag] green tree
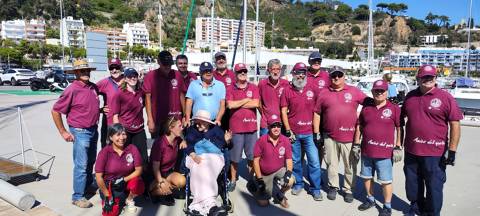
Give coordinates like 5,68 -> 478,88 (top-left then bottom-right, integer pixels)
46,28 -> 60,39
376,3 -> 389,12
351,25 -> 361,35
335,4 -> 353,22
353,4 -> 369,21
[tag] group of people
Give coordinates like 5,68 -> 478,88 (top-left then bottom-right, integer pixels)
51,49 -> 462,216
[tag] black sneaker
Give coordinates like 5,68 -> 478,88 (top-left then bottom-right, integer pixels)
344,192 -> 354,203
358,200 -> 375,211
407,204 -> 421,216
378,206 -> 392,216
327,188 -> 337,200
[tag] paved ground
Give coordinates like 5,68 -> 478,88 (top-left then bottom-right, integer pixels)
0,89 -> 479,216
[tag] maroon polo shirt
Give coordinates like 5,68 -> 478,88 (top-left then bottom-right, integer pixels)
258,78 -> 290,128
95,144 -> 142,181
280,83 -> 317,135
142,69 -> 186,123
111,89 -> 145,133
181,71 -> 197,89
52,80 -> 100,128
358,99 -> 401,158
226,83 -> 260,133
254,134 -> 292,176
315,85 -> 367,142
150,136 -> 181,176
97,77 -> 121,125
401,87 -> 463,157
307,70 -> 330,90
213,68 -> 236,87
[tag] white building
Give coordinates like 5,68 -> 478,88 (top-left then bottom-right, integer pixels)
25,19 -> 46,42
60,16 -> 86,48
90,28 -> 127,53
420,35 -> 448,46
195,17 -> 265,51
122,23 -> 150,48
1,19 -> 46,43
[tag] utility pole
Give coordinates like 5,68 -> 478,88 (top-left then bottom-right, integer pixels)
210,0 -> 215,61
242,0 -> 247,63
271,12 -> 274,49
158,2 -> 163,50
466,0 -> 473,77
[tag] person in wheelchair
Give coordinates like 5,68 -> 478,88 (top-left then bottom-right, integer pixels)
95,124 -> 144,215
184,109 -> 232,215
149,116 -> 187,205
250,114 -> 295,208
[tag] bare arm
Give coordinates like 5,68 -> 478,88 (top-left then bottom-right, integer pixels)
226,98 -> 250,109
123,166 -> 142,182
51,110 -> 73,142
354,124 -> 362,144
185,98 -> 193,122
286,158 -> 293,172
215,99 -> 226,123
145,93 -> 155,133
95,173 -> 109,197
152,161 -> 165,183
253,157 -> 262,178
313,112 -> 321,134
448,121 -> 461,151
113,114 -> 119,124
395,126 -> 401,147
281,106 -> 291,131
180,92 -> 186,115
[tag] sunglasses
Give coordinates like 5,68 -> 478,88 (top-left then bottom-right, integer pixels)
373,89 -> 386,94
109,66 -> 121,71
269,123 -> 282,129
215,57 -> 226,61
236,70 -> 248,74
330,73 -> 344,79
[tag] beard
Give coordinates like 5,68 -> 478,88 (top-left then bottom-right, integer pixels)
292,76 -> 307,90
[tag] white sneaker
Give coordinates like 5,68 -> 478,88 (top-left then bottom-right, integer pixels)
124,199 -> 137,213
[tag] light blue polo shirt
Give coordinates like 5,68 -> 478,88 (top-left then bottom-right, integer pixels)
186,79 -> 226,120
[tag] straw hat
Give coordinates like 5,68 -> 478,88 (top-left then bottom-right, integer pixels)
192,110 -> 215,125
65,59 -> 96,74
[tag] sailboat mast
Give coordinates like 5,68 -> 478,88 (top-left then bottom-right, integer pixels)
367,0 -> 375,75
466,0 -> 473,77
243,0 -> 247,63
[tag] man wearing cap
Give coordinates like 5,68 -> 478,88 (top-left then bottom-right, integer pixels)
280,62 -> 322,201
51,59 -> 100,208
313,66 -> 366,203
213,52 -> 236,87
97,58 -> 124,148
401,65 -> 462,216
307,51 -> 330,91
185,62 -> 226,127
226,63 -> 260,191
143,50 -> 186,138
353,80 -> 401,216
176,54 -> 197,89
251,114 -> 294,208
258,59 -> 290,136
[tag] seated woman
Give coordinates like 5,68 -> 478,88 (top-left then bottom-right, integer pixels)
95,123 -> 144,216
185,110 -> 232,215
149,116 -> 187,205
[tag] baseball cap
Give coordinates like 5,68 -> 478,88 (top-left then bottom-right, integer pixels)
267,114 -> 282,128
199,62 -> 213,73
417,65 -> 437,78
158,50 -> 174,65
329,66 -> 345,75
214,52 -> 226,60
372,79 -> 388,91
308,51 -> 322,63
123,68 -> 138,77
234,63 -> 248,73
292,62 -> 308,74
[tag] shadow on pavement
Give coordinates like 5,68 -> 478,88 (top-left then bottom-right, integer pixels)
238,190 -> 298,216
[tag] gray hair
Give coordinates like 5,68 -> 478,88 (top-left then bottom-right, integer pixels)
267,59 -> 282,69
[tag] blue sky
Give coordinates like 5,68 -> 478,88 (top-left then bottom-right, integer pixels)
305,0 -> 477,25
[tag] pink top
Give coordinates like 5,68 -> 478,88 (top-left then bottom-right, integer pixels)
315,85 -> 367,142
358,99 -> 401,158
97,77 -> 121,125
95,144 -> 142,181
401,88 -> 463,156
111,89 -> 145,133
258,78 -> 290,128
307,70 -> 330,90
213,69 -> 236,87
254,134 -> 292,176
52,80 -> 100,128
280,83 -> 317,135
142,69 -> 186,123
226,83 -> 260,133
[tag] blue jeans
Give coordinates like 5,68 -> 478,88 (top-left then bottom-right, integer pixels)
69,125 -> 98,201
292,134 -> 321,193
259,128 -> 268,136
404,152 -> 446,216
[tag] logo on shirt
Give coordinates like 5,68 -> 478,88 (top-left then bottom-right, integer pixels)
171,79 -> 178,88
226,78 -> 232,85
278,87 -> 284,97
126,153 -> 133,166
429,98 -> 442,109
271,114 -> 278,120
247,90 -> 253,98
318,80 -> 325,88
382,108 -> 392,119
306,90 -> 314,100
344,93 -> 352,103
139,97 -> 143,104
279,146 -> 286,158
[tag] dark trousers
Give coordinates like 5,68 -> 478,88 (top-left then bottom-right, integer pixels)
404,152 -> 446,216
100,115 -> 108,148
126,130 -> 148,165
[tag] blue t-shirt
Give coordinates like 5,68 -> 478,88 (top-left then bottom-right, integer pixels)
387,83 -> 398,97
186,79 -> 226,120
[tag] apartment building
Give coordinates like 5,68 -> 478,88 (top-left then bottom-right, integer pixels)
90,28 -> 127,52
122,23 -> 150,48
60,16 -> 86,48
1,19 -> 46,43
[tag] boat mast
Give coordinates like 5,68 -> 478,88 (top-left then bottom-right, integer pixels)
466,0 -> 473,77
255,0 -> 260,81
243,0 -> 247,63
59,0 -> 65,69
210,0 -> 215,61
367,0 -> 375,75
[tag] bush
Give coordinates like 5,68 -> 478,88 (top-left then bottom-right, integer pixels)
324,30 -> 333,36
351,25 -> 361,35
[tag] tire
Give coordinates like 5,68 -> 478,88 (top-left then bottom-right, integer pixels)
49,85 -> 56,92
30,83 -> 39,91
11,78 -> 18,86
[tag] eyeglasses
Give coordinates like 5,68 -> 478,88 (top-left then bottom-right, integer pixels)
330,73 -> 344,79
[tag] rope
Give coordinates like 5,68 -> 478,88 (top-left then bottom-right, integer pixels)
181,0 -> 197,54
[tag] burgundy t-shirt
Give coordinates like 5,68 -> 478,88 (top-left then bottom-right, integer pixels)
95,144 -> 142,181
142,69 -> 186,123
280,83 -> 317,135
315,85 -> 367,143
97,77 -> 121,125
258,78 -> 290,128
401,87 -> 463,157
254,134 -> 292,176
111,89 -> 145,133
359,99 -> 401,158
226,83 -> 260,133
213,69 -> 236,87
182,71 -> 197,89
52,80 -> 100,128
307,70 -> 330,90
150,136 -> 181,176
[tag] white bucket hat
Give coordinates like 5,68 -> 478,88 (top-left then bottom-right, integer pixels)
192,110 -> 215,125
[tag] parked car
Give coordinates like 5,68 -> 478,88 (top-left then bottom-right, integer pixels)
0,68 -> 36,86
